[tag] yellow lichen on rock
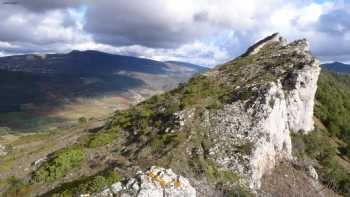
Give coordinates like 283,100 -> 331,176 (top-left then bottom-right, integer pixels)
159,178 -> 166,188
175,179 -> 181,188
147,171 -> 156,178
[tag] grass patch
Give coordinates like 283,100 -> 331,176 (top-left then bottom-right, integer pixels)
48,170 -> 122,196
87,129 -> 119,148
12,132 -> 54,146
148,132 -> 187,153
3,176 -> 32,197
239,89 -> 255,101
32,144 -> 86,183
78,116 -> 88,127
222,185 -> 254,197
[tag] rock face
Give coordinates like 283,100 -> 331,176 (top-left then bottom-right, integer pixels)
306,165 -> 318,180
0,144 -> 7,157
91,166 -> 196,197
243,33 -> 287,56
204,33 -> 321,189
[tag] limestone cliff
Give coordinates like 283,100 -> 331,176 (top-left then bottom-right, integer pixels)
204,33 -> 320,189
54,33 -> 321,197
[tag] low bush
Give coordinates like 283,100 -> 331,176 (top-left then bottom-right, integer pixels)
239,89 -> 255,101
339,145 -> 350,159
223,185 -> 254,197
149,132 -> 186,153
4,176 -> 31,197
32,145 -> 86,183
78,117 -> 88,126
87,130 -> 118,148
0,127 -> 12,135
50,170 -> 122,196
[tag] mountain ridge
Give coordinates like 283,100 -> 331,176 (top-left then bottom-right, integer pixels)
322,61 -> 350,74
37,33 -> 324,196
0,50 -> 206,75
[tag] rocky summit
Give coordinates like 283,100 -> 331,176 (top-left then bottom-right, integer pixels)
81,33 -> 321,196
203,33 -> 320,189
19,33 -> 324,197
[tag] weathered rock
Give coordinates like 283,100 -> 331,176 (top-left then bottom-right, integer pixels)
32,157 -> 47,167
0,144 -> 8,157
243,33 -> 287,56
306,165 -> 318,180
203,33 -> 321,189
91,166 -> 196,197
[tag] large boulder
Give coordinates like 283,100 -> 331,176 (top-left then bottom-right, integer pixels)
89,166 -> 196,197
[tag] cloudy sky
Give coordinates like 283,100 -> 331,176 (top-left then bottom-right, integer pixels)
0,0 -> 349,66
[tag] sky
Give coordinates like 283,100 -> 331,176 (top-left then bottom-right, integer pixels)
0,0 -> 349,67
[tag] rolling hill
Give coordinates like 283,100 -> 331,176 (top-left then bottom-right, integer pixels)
0,51 -> 206,131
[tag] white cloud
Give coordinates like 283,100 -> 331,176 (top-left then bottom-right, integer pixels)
0,0 -> 350,66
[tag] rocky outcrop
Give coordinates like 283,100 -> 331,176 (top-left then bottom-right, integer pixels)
79,34 -> 320,196
204,34 -> 321,189
306,165 -> 318,180
90,166 -> 196,197
243,33 -> 287,56
0,144 -> 8,157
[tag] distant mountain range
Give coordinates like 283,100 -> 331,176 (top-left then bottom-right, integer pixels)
0,50 -> 206,75
322,61 -> 350,74
0,50 -> 206,131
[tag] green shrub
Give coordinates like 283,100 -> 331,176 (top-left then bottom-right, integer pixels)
204,97 -> 223,110
87,130 -> 118,148
32,145 -> 86,183
51,190 -> 72,197
177,75 -> 230,109
4,176 -> 31,197
339,145 -> 350,159
224,185 -> 254,197
50,170 -> 122,196
111,107 -> 152,132
78,117 -> 88,126
0,127 -> 12,135
239,89 -> 255,101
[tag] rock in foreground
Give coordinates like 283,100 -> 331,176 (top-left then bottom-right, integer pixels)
89,166 -> 196,197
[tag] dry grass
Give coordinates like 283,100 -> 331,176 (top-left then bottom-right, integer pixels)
50,95 -> 130,121
260,162 -> 340,197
